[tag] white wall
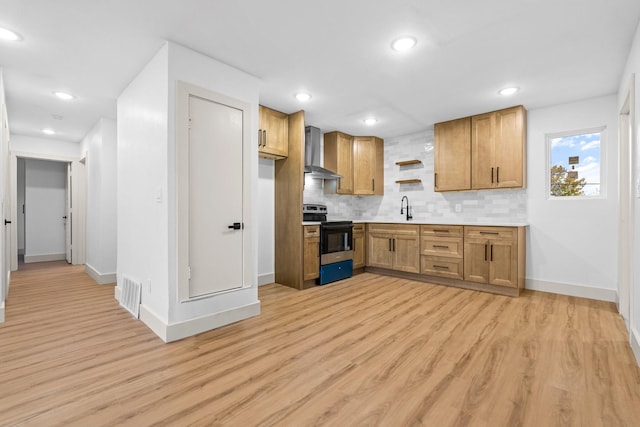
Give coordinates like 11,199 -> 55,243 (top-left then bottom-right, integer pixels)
10,135 -> 82,159
117,44 -> 170,323
525,95 -> 619,301
17,158 -> 24,254
258,158 -> 274,285
619,19 -> 640,365
81,118 -> 117,283
118,41 -> 260,340
24,159 -> 67,261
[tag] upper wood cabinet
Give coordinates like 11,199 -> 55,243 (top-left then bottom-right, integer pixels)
323,131 -> 354,194
434,105 -> 526,191
434,117 -> 471,191
324,133 -> 384,195
472,105 -> 526,189
258,105 -> 288,160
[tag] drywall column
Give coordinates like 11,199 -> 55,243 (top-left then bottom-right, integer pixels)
118,41 -> 260,341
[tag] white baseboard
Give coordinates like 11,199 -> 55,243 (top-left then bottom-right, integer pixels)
526,279 -> 617,302
114,286 -> 122,302
632,326 -> 640,368
85,264 -> 117,285
139,300 -> 261,343
258,273 -> 275,286
24,253 -> 66,263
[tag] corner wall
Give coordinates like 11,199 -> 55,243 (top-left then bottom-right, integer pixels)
81,118 -> 117,284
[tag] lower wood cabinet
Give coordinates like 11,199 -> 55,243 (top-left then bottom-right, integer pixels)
365,222 -> 526,296
367,223 -> 420,273
463,226 -> 521,288
420,225 -> 463,279
303,225 -> 320,281
352,223 -> 366,269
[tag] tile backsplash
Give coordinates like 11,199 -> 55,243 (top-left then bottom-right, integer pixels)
303,129 -> 527,223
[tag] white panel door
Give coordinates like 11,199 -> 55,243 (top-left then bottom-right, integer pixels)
65,163 -> 72,263
188,94 -> 243,298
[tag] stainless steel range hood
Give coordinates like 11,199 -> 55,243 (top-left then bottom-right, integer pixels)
304,126 -> 342,179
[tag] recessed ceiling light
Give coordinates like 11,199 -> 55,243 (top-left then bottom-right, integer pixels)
42,128 -> 55,135
391,36 -> 417,52
295,92 -> 311,102
53,91 -> 75,100
0,27 -> 22,41
364,118 -> 378,125
498,87 -> 519,96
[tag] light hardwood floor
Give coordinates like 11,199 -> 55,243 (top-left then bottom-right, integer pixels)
1,262 -> 639,426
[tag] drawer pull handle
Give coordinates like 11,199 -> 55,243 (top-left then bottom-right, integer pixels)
433,265 -> 450,270
433,229 -> 450,233
433,245 -> 449,249
479,231 -> 499,235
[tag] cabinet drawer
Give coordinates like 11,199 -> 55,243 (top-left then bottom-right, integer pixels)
421,236 -> 463,258
421,225 -> 463,237
368,223 -> 419,236
464,226 -> 516,241
303,225 -> 320,238
421,256 -> 463,280
353,223 -> 365,233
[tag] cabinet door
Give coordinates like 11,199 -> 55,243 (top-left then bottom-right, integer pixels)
471,112 -> 495,189
489,240 -> 518,287
324,132 -> 354,194
464,238 -> 490,284
434,118 -> 471,191
494,106 -> 525,188
373,137 -> 384,195
353,231 -> 365,269
353,137 -> 377,195
303,236 -> 320,281
392,235 -> 420,273
259,105 -> 288,159
367,232 -> 393,268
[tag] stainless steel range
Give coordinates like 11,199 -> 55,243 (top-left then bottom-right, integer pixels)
303,204 -> 353,285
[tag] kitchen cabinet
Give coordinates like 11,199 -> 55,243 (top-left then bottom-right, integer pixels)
471,105 -> 526,189
324,133 -> 384,196
323,131 -> 354,194
367,223 -> 420,273
353,136 -> 384,195
352,223 -> 366,269
434,105 -> 525,191
258,105 -> 288,160
434,118 -> 471,191
463,226 -> 522,288
303,225 -> 320,281
420,225 -> 463,280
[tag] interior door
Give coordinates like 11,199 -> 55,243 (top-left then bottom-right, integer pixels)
187,94 -> 244,298
65,163 -> 72,263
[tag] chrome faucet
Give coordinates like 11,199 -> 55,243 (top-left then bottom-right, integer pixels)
400,195 -> 412,221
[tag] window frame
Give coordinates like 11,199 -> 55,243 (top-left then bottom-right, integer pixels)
545,126 -> 607,200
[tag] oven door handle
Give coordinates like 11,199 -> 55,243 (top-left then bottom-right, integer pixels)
321,224 -> 353,231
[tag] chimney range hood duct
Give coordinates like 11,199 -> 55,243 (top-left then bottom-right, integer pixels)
304,126 -> 342,179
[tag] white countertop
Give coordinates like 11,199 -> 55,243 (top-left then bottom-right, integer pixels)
303,220 -> 528,227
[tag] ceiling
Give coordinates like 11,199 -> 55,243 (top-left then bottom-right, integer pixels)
1,0 -> 639,142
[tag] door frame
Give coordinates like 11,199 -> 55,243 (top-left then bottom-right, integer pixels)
175,80 -> 252,302
10,151 -> 86,269
618,74 -> 635,331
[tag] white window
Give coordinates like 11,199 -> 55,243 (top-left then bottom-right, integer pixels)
547,127 -> 605,198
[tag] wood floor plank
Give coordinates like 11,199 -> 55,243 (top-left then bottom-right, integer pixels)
1,263 -> 639,426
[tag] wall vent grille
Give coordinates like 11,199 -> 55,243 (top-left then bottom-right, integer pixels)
120,276 -> 141,318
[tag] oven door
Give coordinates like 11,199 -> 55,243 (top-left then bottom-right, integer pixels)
320,222 -> 353,265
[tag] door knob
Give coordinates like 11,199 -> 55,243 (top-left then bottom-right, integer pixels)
228,222 -> 243,230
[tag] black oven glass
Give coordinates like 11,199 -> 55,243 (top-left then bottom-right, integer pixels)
321,223 -> 352,254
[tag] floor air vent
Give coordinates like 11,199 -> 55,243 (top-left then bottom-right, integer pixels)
120,276 -> 142,318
